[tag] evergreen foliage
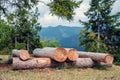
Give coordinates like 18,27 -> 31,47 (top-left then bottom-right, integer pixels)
80,0 -> 120,64
48,0 -> 82,21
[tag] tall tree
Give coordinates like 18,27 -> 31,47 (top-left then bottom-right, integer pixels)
80,0 -> 120,63
7,7 -> 42,52
0,20 -> 14,54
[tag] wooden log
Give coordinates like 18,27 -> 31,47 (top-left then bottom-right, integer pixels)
12,57 -> 51,69
12,49 -> 31,61
78,51 -> 114,64
33,47 -> 67,62
65,48 -> 79,61
94,62 -> 112,67
75,58 -> 94,68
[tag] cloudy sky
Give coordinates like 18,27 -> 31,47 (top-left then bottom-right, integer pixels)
38,0 -> 120,27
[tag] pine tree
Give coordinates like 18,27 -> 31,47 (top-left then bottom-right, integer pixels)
80,0 -> 120,64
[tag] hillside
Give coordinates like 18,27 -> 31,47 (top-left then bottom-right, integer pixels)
39,25 -> 84,50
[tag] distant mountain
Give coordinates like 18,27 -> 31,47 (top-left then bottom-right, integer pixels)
39,25 -> 85,51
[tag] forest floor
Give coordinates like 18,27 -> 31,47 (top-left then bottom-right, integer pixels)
0,55 -> 120,80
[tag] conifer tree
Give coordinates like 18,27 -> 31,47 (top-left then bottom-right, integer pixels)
80,0 -> 120,64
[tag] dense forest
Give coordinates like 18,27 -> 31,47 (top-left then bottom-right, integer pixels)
0,0 -> 120,65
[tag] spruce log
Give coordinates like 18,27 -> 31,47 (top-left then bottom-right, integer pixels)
78,51 -> 114,64
12,49 -> 31,60
94,62 -> 112,67
75,58 -> 94,68
33,47 -> 67,62
12,57 -> 51,69
65,48 -> 79,61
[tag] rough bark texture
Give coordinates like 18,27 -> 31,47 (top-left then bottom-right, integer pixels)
94,62 -> 112,67
65,48 -> 79,61
33,47 -> 67,62
12,49 -> 31,61
12,57 -> 51,69
75,58 -> 94,68
78,51 -> 114,64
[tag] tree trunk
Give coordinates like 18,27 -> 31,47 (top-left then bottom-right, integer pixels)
78,51 -> 114,64
75,58 -> 94,68
65,48 -> 79,61
15,37 -> 17,48
12,57 -> 51,70
33,47 -> 67,62
12,49 -> 31,61
27,33 -> 30,52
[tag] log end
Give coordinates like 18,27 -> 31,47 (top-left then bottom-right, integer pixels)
54,48 -> 67,62
67,49 -> 79,61
19,50 -> 31,61
104,54 -> 114,64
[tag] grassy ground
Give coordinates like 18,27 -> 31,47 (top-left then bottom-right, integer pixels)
0,55 -> 120,80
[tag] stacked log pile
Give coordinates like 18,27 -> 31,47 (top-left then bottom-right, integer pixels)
10,47 -> 114,70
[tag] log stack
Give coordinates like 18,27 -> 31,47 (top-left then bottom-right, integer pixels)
9,47 -> 114,70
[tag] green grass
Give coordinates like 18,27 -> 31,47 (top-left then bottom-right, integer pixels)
0,55 -> 120,80
0,55 -> 9,62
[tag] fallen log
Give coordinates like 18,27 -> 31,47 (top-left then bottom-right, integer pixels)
65,48 -> 79,61
94,62 -> 112,67
75,58 -> 94,68
33,47 -> 67,62
12,57 -> 51,69
12,49 -> 31,61
78,51 -> 114,64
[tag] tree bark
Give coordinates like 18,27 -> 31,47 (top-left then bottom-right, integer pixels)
78,51 -> 114,64
12,57 -> 51,70
33,47 -> 67,62
94,62 -> 112,67
65,48 -> 79,61
75,58 -> 94,68
12,49 -> 31,61
27,33 -> 30,51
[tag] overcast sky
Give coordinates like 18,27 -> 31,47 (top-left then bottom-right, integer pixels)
38,0 -> 120,27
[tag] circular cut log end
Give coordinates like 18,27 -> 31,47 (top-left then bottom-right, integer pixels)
104,54 -> 114,64
54,47 -> 67,62
19,50 -> 31,61
67,49 -> 79,61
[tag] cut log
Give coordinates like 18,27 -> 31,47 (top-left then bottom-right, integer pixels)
12,49 -> 31,61
65,48 -> 79,61
94,62 -> 112,67
78,51 -> 114,64
33,47 -> 67,62
12,57 -> 51,69
75,58 -> 94,68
